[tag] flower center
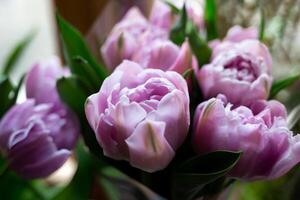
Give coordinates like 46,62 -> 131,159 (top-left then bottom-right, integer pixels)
222,54 -> 260,82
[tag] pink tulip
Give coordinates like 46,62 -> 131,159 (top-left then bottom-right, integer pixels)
150,0 -> 204,31
193,96 -> 300,180
196,40 -> 272,106
85,60 -> 190,172
133,40 -> 196,74
101,7 -> 149,71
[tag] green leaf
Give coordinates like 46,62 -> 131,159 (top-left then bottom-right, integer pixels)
186,21 -> 212,67
56,14 -> 108,87
0,170 -> 48,200
170,4 -> 188,45
56,76 -> 87,115
72,56 -> 102,92
172,151 -> 242,200
259,8 -> 265,41
2,31 -> 35,75
11,74 -> 25,105
164,0 -> 180,14
0,76 -> 14,117
204,0 -> 218,41
182,68 -> 193,79
270,73 -> 300,98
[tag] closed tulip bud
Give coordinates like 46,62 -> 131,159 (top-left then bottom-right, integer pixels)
85,60 -> 190,172
193,96 -> 300,180
197,40 -> 272,106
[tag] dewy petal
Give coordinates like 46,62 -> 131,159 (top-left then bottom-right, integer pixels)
125,120 -> 175,172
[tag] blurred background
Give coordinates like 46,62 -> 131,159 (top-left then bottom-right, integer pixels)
2,0 -> 300,78
1,0 -> 300,199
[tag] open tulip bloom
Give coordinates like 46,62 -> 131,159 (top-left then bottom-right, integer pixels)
1,1 -> 300,200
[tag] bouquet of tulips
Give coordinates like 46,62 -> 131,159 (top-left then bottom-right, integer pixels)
1,0 -> 300,199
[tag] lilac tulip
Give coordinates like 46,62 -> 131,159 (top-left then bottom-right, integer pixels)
0,58 -> 79,179
196,40 -> 272,106
25,57 -> 79,149
193,96 -> 300,180
85,60 -> 190,172
0,99 -> 79,179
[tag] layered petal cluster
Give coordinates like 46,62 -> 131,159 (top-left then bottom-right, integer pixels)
85,61 -> 190,172
101,1 -> 198,73
197,40 -> 272,106
0,57 -> 79,179
193,96 -> 300,180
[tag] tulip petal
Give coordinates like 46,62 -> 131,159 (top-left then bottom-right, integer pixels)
125,120 -> 175,172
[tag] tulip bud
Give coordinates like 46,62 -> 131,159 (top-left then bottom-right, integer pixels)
197,40 -> 272,106
193,96 -> 300,180
85,60 -> 190,172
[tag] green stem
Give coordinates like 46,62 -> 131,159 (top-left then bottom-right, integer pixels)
27,182 -> 46,200
0,164 -> 8,178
